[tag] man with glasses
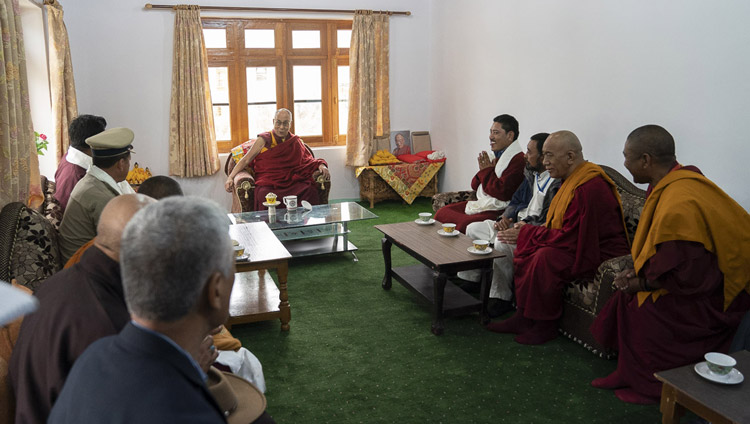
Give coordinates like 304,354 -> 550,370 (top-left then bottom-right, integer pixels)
224,108 -> 330,210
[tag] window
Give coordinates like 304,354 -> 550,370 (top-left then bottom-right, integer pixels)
202,18 -> 352,152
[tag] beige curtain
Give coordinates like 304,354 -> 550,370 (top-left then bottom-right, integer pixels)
45,0 -> 77,164
168,5 -> 219,177
345,10 -> 390,167
0,0 -> 40,209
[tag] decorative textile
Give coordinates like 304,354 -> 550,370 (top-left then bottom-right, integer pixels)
44,0 -> 77,163
346,10 -> 390,167
168,5 -> 220,177
39,176 -> 62,230
631,167 -> 750,310
465,141 -> 523,214
0,0 -> 39,209
355,162 -> 443,204
0,202 -> 62,292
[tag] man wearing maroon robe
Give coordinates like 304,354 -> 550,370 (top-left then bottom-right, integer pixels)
10,194 -> 154,424
488,130 -> 630,345
590,125 -> 750,404
434,114 -> 525,233
224,109 -> 330,211
53,115 -> 107,212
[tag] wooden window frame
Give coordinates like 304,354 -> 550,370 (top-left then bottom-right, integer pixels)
203,18 -> 351,152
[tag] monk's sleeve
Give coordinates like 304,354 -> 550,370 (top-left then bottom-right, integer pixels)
641,240 -> 723,296
473,153 -> 525,200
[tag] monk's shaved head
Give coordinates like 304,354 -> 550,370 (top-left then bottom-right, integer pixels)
548,130 -> 583,156
96,194 -> 156,260
543,130 -> 586,179
626,125 -> 676,165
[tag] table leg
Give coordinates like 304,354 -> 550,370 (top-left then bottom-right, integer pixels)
277,261 -> 291,331
381,238 -> 392,290
431,271 -> 447,335
479,266 -> 491,325
659,383 -> 685,424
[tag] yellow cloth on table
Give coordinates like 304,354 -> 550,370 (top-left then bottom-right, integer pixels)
230,133 -> 278,163
355,162 -> 443,204
633,168 -> 750,309
545,162 -> 625,234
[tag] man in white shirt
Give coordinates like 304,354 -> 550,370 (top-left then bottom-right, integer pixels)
58,127 -> 136,262
460,133 -> 560,317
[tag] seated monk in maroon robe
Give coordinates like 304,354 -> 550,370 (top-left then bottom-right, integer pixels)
487,130 -> 630,345
225,108 -> 329,210
590,125 -> 750,405
434,114 -> 525,233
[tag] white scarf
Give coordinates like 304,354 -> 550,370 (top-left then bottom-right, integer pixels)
65,146 -> 92,170
87,165 -> 136,195
518,170 -> 555,220
464,140 -> 523,215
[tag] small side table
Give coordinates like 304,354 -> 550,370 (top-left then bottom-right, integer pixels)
654,350 -> 749,424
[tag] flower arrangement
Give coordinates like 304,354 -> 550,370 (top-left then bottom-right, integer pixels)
35,131 -> 48,155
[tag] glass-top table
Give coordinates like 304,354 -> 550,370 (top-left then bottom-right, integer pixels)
228,202 -> 378,261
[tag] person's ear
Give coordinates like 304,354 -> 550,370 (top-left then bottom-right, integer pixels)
641,153 -> 652,168
203,271 -> 225,311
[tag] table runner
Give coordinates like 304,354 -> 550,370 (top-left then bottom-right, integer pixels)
355,162 -> 444,204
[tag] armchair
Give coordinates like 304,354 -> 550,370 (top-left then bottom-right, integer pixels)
224,141 -> 331,213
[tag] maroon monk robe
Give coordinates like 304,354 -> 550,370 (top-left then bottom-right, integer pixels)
513,176 -> 630,321
434,152 -> 525,233
54,155 -> 87,212
250,131 -> 327,211
590,241 -> 750,401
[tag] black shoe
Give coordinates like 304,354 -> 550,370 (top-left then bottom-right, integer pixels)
488,298 -> 515,318
455,279 -> 481,294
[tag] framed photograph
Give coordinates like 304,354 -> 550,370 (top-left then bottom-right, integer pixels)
411,131 -> 432,153
390,130 -> 412,156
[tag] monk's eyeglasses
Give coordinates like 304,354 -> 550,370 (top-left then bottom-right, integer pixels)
274,120 -> 291,127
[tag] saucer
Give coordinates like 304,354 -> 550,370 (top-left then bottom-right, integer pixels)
467,246 -> 492,255
235,254 -> 249,262
263,201 -> 281,207
415,218 -> 435,225
694,362 -> 744,384
437,229 -> 459,237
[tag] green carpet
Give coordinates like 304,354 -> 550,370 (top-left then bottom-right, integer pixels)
230,198 -> 662,423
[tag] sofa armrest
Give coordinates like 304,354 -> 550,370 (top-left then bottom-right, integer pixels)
593,254 -> 634,314
431,190 -> 477,212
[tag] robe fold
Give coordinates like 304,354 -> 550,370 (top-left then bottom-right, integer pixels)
434,151 -> 524,233
513,165 -> 630,321
590,165 -> 750,400
10,247 -> 127,424
250,132 -> 327,211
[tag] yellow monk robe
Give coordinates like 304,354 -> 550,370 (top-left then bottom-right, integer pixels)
634,168 -> 750,309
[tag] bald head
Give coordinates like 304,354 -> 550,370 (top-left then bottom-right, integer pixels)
625,125 -> 676,166
542,130 -> 585,179
95,194 -> 156,261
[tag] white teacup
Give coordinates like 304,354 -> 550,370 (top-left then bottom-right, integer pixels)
418,212 -> 432,222
705,352 -> 736,376
283,195 -> 298,210
473,240 -> 489,251
233,245 -> 245,258
442,223 -> 456,233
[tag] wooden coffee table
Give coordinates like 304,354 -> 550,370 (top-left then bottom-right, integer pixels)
654,350 -> 749,424
227,222 -> 293,331
375,221 -> 506,335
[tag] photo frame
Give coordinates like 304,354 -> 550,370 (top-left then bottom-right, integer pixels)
390,130 -> 412,156
411,131 -> 432,153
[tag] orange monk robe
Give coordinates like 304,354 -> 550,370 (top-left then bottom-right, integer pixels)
591,166 -> 750,401
513,162 -> 630,321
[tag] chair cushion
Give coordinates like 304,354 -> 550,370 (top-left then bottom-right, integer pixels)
0,202 -> 62,292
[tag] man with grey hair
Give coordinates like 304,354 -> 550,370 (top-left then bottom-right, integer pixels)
224,108 -> 330,210
49,197 -> 239,423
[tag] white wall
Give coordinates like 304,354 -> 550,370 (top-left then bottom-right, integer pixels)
64,0 -> 432,211
430,0 -> 750,210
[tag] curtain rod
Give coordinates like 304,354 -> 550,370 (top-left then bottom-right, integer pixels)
144,3 -> 411,16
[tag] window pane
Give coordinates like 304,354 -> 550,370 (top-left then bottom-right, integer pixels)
292,30 -> 320,49
246,67 -> 277,137
244,29 -> 275,48
213,106 -> 231,140
208,67 -> 230,140
338,66 -> 349,135
337,30 -> 351,49
293,66 -> 322,135
203,29 -> 226,48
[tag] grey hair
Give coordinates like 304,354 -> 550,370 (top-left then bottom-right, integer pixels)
120,196 -> 233,322
274,108 -> 292,121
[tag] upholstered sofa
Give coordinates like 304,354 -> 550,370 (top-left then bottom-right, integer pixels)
223,142 -> 331,213
431,165 -> 646,358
